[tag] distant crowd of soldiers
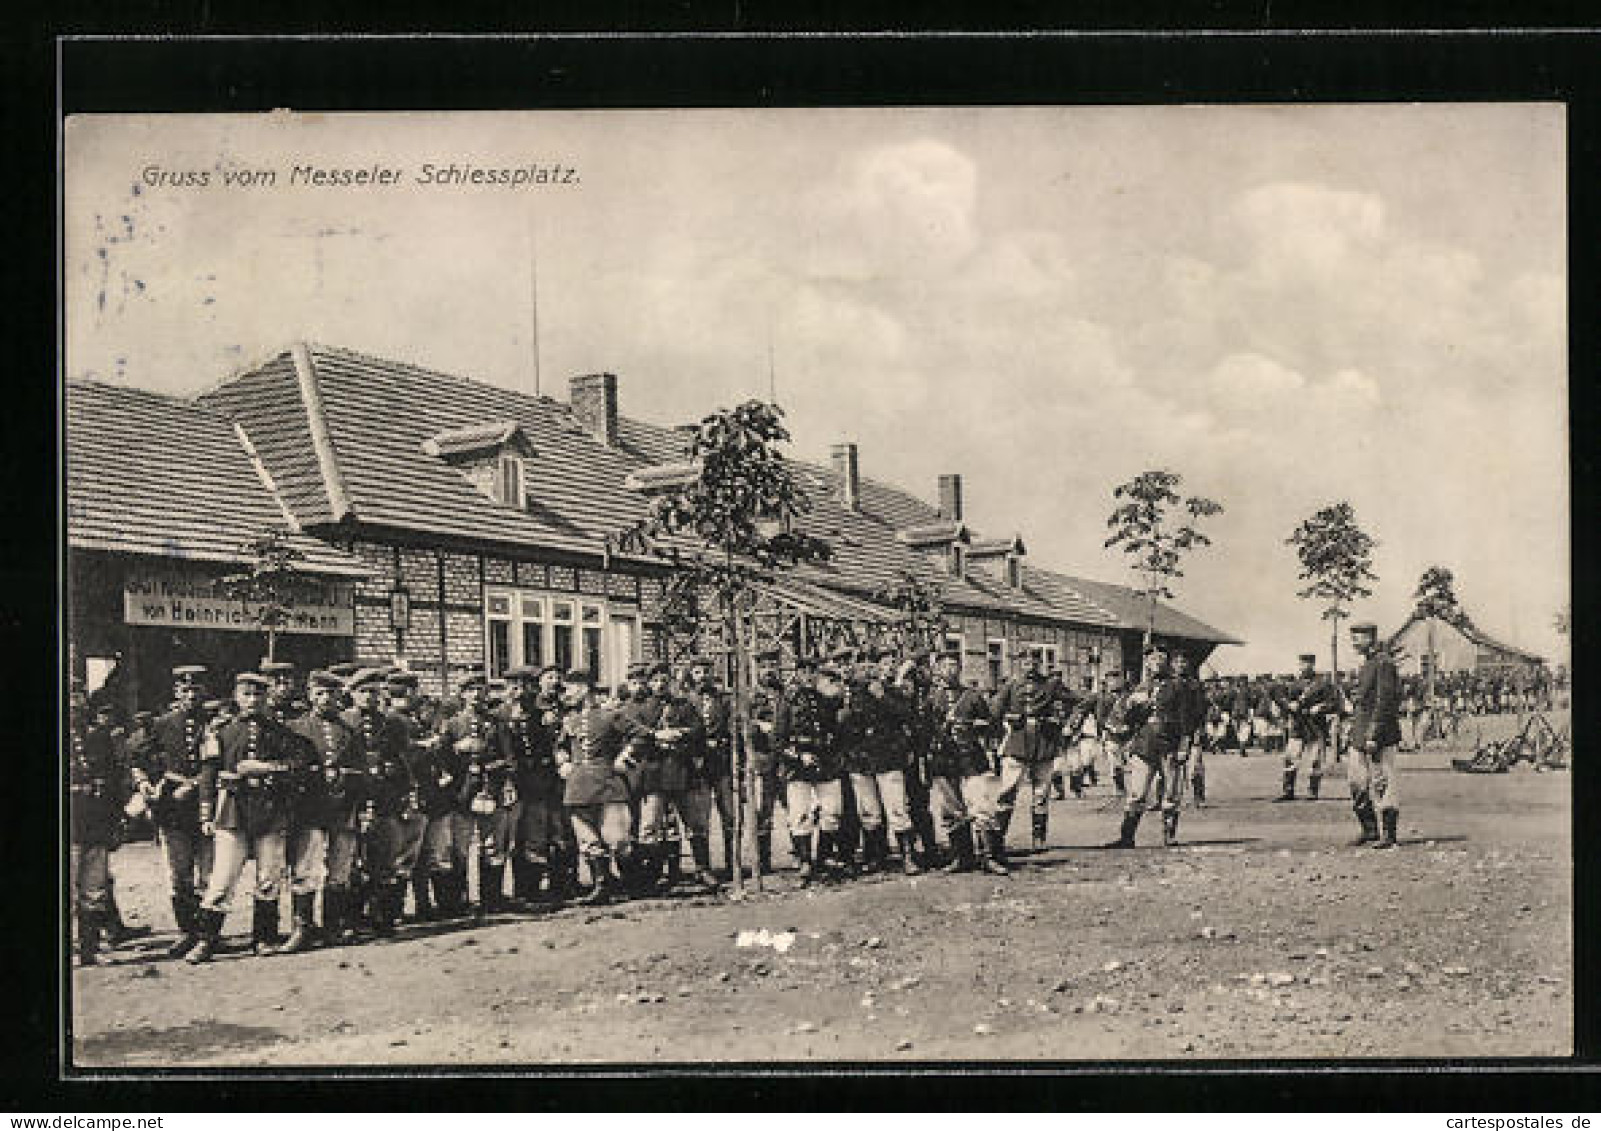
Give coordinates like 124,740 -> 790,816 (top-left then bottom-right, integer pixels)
69,621 -> 1426,967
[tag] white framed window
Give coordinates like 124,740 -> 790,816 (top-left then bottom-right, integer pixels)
944,631 -> 965,678
484,587 -> 639,684
987,638 -> 1006,689
497,455 -> 526,508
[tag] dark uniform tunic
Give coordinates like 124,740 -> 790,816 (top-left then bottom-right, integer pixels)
439,706 -> 512,811
686,685 -> 733,783
504,692 -> 566,804
1289,674 -> 1339,741
202,711 -> 309,837
774,686 -> 842,782
1351,654 -> 1402,750
290,709 -> 363,832
1131,677 -> 1183,764
562,705 -> 653,807
147,707 -> 208,833
926,678 -> 992,780
991,673 -> 1066,764
70,720 -> 128,848
652,694 -> 708,794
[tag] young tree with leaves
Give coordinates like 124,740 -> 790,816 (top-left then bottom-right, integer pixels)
872,570 -> 948,657
610,401 -> 830,896
1286,502 -> 1378,763
220,531 -> 310,665
1104,470 -> 1224,647
1412,565 -> 1464,702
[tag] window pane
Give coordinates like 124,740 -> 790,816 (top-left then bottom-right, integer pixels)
553,624 -> 574,672
521,622 -> 544,669
583,626 -> 603,680
521,595 -> 544,620
489,620 -> 511,678
581,603 -> 602,625
551,600 -> 574,624
487,593 -> 511,617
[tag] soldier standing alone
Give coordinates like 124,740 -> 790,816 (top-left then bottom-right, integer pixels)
1347,622 -> 1405,849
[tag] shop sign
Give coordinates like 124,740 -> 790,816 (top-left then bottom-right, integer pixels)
123,568 -> 355,636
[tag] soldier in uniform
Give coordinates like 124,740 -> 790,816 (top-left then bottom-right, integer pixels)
682,656 -> 737,875
414,675 -> 473,919
1108,645 -> 1185,848
840,647 -> 923,875
188,671 -> 310,963
989,651 -> 1068,856
280,669 -> 355,951
69,683 -> 131,965
1171,653 -> 1208,807
139,665 -> 216,959
743,649 -> 786,875
1348,622 -> 1404,849
638,668 -> 721,893
559,668 -> 660,904
924,646 -> 1006,875
629,662 -> 681,892
440,670 -> 516,916
262,659 -> 308,723
346,668 -> 415,935
775,658 -> 847,883
503,664 -> 571,905
382,670 -> 440,920
1278,653 -> 1338,802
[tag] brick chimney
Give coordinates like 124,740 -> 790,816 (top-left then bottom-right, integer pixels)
570,373 -> 619,447
831,442 -> 861,511
938,473 -> 963,522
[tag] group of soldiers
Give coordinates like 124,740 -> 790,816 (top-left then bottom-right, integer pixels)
68,621 -> 1411,969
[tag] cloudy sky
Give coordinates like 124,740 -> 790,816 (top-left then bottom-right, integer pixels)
64,106 -> 1568,672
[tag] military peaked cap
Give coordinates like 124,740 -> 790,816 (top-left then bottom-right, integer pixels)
504,664 -> 541,680
259,660 -> 296,675
1298,653 -> 1317,664
564,668 -> 595,686
307,670 -> 345,692
625,662 -> 649,680
234,671 -> 271,690
455,670 -> 488,692
1349,622 -> 1378,636
172,665 -> 208,683
346,668 -> 387,691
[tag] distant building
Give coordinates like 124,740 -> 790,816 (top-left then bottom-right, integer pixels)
67,341 -> 1239,709
1386,611 -> 1544,679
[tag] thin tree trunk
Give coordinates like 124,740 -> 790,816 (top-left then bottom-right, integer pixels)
1329,616 -> 1342,764
725,584 -> 746,899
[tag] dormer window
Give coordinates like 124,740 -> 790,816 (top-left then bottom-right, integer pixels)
421,420 -> 536,511
498,454 -> 526,508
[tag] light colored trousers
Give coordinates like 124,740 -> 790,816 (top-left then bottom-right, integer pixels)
928,774 -> 996,838
848,770 -> 912,834
284,826 -> 328,895
1348,743 -> 1400,812
201,828 -> 286,910
1124,754 -> 1183,816
568,801 -> 634,859
993,756 -> 1055,820
1285,734 -> 1327,779
785,778 -> 844,836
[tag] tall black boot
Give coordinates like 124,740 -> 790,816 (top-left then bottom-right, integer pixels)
1350,802 -> 1380,845
510,857 -> 535,905
817,831 -> 843,879
791,833 -> 815,884
665,838 -> 685,891
1372,809 -> 1399,850
557,848 -> 583,900
480,862 -> 505,915
756,831 -> 773,876
858,827 -> 884,874
251,897 -> 280,956
410,872 -> 435,922
167,892 -> 200,959
980,826 -> 1011,876
939,824 -> 976,873
76,907 -> 103,967
1031,811 -> 1049,852
896,831 -> 923,875
1191,769 -> 1207,807
688,835 -> 721,892
1051,771 -> 1067,801
1307,773 -> 1321,800
1068,769 -> 1085,798
324,884 -> 355,944
1276,768 -> 1297,801
368,880 -> 398,937
1107,810 -> 1140,848
613,845 -> 640,901
1162,807 -> 1180,847
990,817 -> 1012,867
276,891 -> 318,954
1112,766 -> 1127,797
184,907 -> 225,965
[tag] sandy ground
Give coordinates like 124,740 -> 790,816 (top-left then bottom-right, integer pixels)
70,713 -> 1571,1067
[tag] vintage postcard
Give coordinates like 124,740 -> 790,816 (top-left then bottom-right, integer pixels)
62,104 -> 1570,1068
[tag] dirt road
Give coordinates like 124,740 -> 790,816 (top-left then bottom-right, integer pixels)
71,721 -> 1571,1067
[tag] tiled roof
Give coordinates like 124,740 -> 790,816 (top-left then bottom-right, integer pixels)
192,342 -> 1236,645
65,379 -> 367,577
1387,612 -> 1541,665
1032,571 -> 1244,646
420,420 -> 533,460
